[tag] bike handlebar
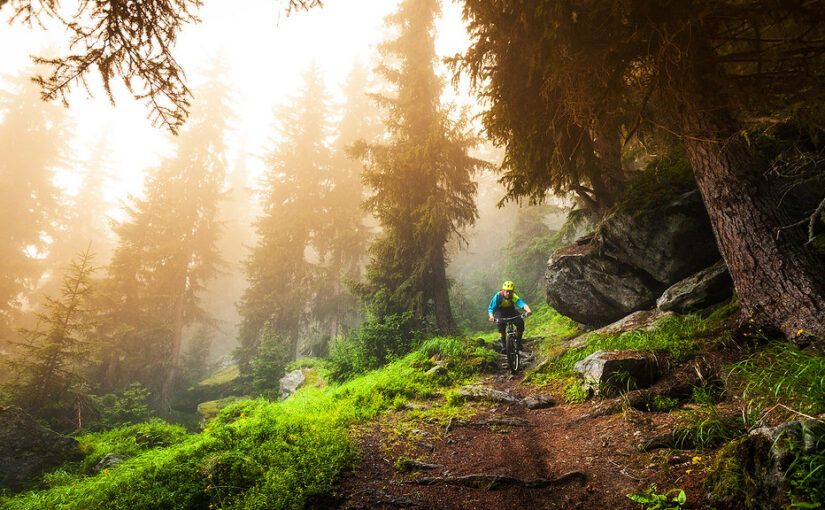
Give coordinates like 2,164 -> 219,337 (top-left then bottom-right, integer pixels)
494,314 -> 527,324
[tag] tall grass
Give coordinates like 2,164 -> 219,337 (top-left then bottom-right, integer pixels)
733,343 -> 825,418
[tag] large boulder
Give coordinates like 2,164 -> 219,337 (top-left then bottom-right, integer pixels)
279,369 -> 308,399
596,191 -> 720,284
545,241 -> 662,326
657,259 -> 733,313
0,406 -> 83,492
546,190 -> 720,326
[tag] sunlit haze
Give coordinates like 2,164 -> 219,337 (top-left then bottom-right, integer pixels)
1,0 -> 473,207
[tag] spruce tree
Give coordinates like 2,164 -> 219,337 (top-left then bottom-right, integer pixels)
238,64 -> 331,372
355,0 -> 483,335
0,69 -> 69,335
100,67 -> 232,409
5,249 -> 97,430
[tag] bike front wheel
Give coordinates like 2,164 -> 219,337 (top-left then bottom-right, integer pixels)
506,331 -> 520,374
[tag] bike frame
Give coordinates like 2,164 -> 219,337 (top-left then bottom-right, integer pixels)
496,314 -> 526,375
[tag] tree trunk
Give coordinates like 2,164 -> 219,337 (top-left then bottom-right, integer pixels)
675,45 -> 825,346
431,253 -> 456,336
160,290 -> 186,412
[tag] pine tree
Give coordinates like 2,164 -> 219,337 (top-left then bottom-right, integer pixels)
313,61 -> 381,347
238,63 -> 331,372
0,69 -> 69,334
100,67 -> 232,409
5,248 -> 97,430
354,0 -> 484,335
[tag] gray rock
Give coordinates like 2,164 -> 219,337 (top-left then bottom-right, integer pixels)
709,420 -> 825,509
426,361 -> 448,376
279,369 -> 307,399
596,191 -> 720,284
0,406 -> 83,492
456,385 -> 519,403
93,453 -> 124,474
657,259 -> 733,312
565,309 -> 676,349
545,190 -> 720,326
545,242 -> 661,326
573,350 -> 662,396
523,395 -> 556,409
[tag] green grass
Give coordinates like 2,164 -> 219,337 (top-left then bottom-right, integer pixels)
198,365 -> 240,387
733,342 -> 825,418
1,337 -> 493,509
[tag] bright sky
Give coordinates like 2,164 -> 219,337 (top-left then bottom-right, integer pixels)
0,0 -> 475,208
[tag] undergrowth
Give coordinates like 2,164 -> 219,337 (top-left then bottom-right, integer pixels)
1,337 -> 491,510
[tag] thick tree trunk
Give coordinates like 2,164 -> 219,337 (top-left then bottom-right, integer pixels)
676,66 -> 825,346
590,118 -> 626,214
431,253 -> 456,336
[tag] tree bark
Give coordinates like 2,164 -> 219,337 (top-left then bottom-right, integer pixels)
674,40 -> 825,346
431,252 -> 456,335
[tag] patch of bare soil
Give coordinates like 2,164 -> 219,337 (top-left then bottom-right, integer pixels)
335,348 -> 715,509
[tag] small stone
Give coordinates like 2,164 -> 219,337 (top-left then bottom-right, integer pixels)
523,394 -> 556,410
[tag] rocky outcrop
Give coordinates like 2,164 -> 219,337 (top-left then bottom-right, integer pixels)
0,406 -> 83,492
546,190 -> 722,326
656,259 -> 732,312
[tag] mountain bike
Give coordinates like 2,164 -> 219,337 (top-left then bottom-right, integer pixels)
496,314 -> 526,375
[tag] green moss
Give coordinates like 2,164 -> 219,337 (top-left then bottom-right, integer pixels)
614,151 -> 697,216
704,438 -> 748,503
198,365 -> 240,387
197,396 -> 247,422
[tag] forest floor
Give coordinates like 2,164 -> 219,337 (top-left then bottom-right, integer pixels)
335,342 -> 711,509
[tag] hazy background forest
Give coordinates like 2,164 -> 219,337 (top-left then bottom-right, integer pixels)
0,0 -> 571,431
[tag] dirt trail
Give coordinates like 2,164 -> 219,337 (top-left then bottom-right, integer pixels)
336,345 -> 708,509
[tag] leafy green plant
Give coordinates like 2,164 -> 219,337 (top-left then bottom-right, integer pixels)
328,311 -> 425,381
649,395 -> 680,412
89,382 -> 153,430
690,381 -> 725,406
786,425 -> 825,507
564,380 -> 589,404
626,484 -> 687,509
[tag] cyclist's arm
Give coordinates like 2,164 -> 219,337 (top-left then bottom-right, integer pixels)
515,297 -> 532,317
488,294 -> 498,322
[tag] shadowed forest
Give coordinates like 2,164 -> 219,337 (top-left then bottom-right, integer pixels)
1,0 -> 824,508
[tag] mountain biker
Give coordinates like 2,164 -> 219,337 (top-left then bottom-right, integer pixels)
488,280 -> 532,352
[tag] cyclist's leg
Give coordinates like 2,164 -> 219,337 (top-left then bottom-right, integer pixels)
495,312 -> 506,350
515,316 -> 525,350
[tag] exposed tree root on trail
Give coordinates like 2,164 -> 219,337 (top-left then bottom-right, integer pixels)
402,471 -> 587,490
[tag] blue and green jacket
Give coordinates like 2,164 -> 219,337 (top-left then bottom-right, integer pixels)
488,291 -> 527,314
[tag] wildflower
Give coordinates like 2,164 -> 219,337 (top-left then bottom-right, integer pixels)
208,473 -> 213,479
798,329 -> 805,336
241,412 -> 245,418
749,318 -> 755,323
103,469 -> 109,474
686,469 -> 693,474
691,456 -> 702,464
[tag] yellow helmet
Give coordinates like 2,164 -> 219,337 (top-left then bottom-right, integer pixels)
502,280 -> 515,291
